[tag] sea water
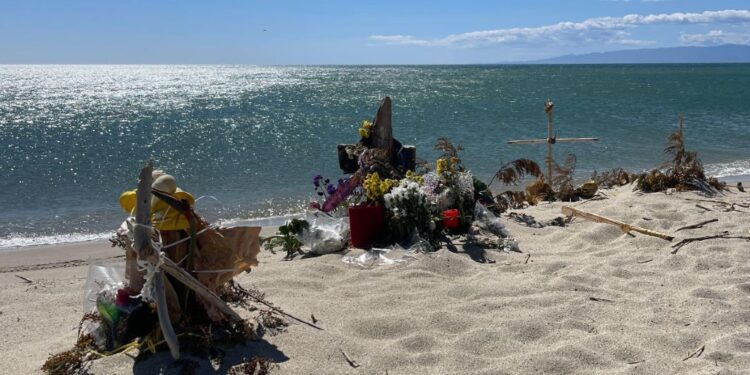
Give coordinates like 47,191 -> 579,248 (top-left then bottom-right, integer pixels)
1,64 -> 749,248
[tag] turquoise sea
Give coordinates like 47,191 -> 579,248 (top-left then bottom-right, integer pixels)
1,64 -> 749,248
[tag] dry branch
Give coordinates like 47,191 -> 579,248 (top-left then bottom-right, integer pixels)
14,275 -> 33,283
670,233 -> 750,254
675,218 -> 718,232
682,345 -> 705,361
561,206 -> 674,241
341,350 -> 360,368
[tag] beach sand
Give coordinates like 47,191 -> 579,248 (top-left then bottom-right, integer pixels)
2,185 -> 750,374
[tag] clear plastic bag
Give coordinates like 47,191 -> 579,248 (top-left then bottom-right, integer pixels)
473,203 -> 509,238
83,263 -> 125,313
301,214 -> 350,255
342,245 -> 418,269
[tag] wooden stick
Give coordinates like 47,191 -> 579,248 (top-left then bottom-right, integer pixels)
155,255 -> 242,321
670,233 -> 750,254
561,206 -> 674,241
154,270 -> 180,359
341,350 -> 360,368
14,275 -> 32,283
682,345 -> 705,361
134,162 -> 180,360
675,218 -> 718,232
695,204 -> 712,212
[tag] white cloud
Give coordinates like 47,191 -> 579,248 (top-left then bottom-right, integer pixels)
369,35 -> 432,46
370,9 -> 750,47
680,29 -> 750,45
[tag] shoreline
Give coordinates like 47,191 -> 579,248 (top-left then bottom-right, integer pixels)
2,174 -> 747,253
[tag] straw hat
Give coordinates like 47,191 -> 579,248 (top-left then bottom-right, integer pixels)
118,174 -> 195,230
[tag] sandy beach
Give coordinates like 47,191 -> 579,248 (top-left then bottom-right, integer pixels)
2,184 -> 750,374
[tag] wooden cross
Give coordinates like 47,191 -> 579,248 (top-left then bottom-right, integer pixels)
507,99 -> 598,181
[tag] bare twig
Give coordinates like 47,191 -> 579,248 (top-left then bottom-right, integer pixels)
589,297 -> 614,303
695,204 -> 712,212
636,259 -> 653,264
627,360 -> 645,365
524,254 -> 531,264
341,350 -> 360,368
682,345 -> 705,361
675,218 -> 718,232
311,314 -> 318,324
233,282 -> 323,331
14,275 -> 33,283
671,233 -> 750,254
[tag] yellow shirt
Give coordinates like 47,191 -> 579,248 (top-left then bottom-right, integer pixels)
119,189 -> 196,231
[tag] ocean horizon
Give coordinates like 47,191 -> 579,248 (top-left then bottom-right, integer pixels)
2,64 -> 749,249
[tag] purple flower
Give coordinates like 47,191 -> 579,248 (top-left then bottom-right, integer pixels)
313,174 -> 323,187
326,184 -> 337,195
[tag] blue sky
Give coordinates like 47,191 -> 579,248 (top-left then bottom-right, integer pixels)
1,0 -> 749,64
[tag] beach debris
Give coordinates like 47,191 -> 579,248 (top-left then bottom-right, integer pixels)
670,232 -> 750,254
675,218 -> 719,232
341,350 -> 360,368
738,182 -> 745,192
561,206 -> 674,241
636,259 -> 653,264
46,163 -> 285,372
591,168 -> 637,188
696,204 -> 712,212
627,360 -> 645,365
14,274 -> 33,283
524,253 -> 531,264
507,99 -> 598,183
506,212 -> 568,228
682,345 -> 705,361
227,357 -> 276,375
589,297 -> 614,303
636,115 -> 725,195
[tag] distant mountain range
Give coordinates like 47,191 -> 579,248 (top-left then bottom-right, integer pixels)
523,44 -> 750,64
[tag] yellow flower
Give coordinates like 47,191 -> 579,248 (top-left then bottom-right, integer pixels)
436,158 -> 449,176
405,170 -> 424,185
358,119 -> 373,139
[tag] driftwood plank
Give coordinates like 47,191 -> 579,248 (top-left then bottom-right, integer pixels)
562,206 -> 674,241
155,254 -> 242,321
371,96 -> 393,154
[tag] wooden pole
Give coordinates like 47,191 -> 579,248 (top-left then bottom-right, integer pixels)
562,206 -> 674,241
134,162 -> 181,359
545,100 -> 554,181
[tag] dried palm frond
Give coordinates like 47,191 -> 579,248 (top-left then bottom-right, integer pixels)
591,168 -> 636,188
434,137 -> 465,170
637,115 -> 725,195
492,190 -> 529,213
415,157 -> 432,174
525,178 -> 553,204
548,154 -> 577,201
490,159 -> 542,186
